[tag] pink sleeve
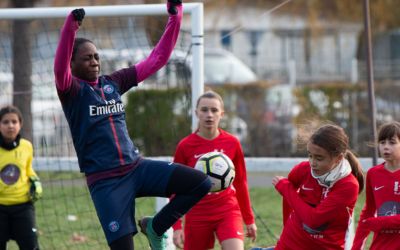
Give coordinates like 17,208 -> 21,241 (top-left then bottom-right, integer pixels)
232,141 -> 255,225
352,172 -> 376,250
54,12 -> 79,92
135,3 -> 182,83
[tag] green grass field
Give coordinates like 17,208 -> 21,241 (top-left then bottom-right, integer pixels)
6,171 -> 371,249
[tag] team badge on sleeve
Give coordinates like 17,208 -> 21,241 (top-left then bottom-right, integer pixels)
103,84 -> 114,94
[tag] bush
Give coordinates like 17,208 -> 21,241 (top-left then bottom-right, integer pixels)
125,88 -> 191,156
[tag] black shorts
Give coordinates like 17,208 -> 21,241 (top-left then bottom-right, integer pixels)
89,158 -> 177,245
0,202 -> 39,249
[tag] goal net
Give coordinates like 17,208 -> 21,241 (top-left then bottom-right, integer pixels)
0,3 -> 204,249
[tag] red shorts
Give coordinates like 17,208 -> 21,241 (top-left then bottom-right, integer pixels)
183,209 -> 244,250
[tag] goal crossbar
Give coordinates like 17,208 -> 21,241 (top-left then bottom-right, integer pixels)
0,3 -> 200,19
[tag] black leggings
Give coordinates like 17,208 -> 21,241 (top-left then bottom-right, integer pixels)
110,164 -> 211,250
153,163 -> 211,234
0,202 -> 40,250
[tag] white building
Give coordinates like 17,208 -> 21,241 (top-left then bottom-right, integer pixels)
183,5 -> 362,84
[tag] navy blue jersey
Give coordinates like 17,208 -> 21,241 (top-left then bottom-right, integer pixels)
58,67 -> 140,174
55,8 -> 183,177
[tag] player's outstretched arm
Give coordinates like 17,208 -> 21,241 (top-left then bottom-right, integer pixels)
361,215 -> 400,231
54,8 -> 85,92
135,0 -> 183,83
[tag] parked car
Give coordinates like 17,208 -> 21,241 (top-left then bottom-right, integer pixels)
202,48 -> 257,84
99,47 -> 258,87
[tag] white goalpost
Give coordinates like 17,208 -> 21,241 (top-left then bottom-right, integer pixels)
0,3 -> 203,249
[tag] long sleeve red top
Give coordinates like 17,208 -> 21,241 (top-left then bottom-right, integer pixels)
352,163 -> 400,250
172,129 -> 255,230
275,161 -> 359,250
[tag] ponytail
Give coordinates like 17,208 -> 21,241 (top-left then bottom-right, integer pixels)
345,150 -> 364,193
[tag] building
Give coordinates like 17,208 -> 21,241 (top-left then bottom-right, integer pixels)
182,5 -> 363,85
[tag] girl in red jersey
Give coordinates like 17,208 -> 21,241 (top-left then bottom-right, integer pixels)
172,90 -> 257,250
352,121 -> 400,250
272,123 -> 364,250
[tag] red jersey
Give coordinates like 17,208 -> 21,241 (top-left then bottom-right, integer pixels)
352,163 -> 400,250
172,129 -> 255,230
275,161 -> 359,250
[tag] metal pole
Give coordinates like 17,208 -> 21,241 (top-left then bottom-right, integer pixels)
191,3 -> 204,132
0,3 -> 203,19
351,59 -> 359,152
363,0 -> 378,165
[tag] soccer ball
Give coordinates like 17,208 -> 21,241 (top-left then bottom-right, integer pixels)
194,151 -> 235,192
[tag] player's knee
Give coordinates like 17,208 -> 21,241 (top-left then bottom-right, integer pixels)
221,238 -> 243,250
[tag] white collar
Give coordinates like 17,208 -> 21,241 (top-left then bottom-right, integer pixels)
311,159 -> 352,188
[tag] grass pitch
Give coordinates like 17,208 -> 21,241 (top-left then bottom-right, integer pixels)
5,171 -> 371,249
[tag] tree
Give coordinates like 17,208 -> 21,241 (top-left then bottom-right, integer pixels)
10,0 -> 39,142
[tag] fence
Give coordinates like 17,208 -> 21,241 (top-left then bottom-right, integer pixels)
33,156 -> 380,172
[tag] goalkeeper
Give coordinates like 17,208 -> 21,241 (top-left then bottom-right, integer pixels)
0,105 -> 42,250
54,1 -> 211,250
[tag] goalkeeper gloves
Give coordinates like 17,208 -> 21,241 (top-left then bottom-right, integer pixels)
29,176 -> 43,202
72,8 -> 85,26
168,0 -> 182,15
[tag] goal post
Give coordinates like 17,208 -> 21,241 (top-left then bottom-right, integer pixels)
0,3 -> 203,249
